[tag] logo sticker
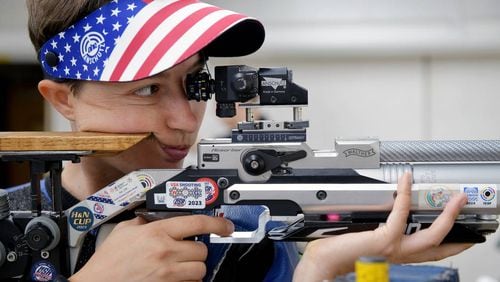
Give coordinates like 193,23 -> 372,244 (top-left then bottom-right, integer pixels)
425,186 -> 452,208
30,261 -> 57,282
93,202 -> 104,214
203,153 -> 220,162
137,173 -> 156,190
481,187 -> 496,202
343,148 -> 376,158
154,193 -> 166,204
105,173 -> 144,206
261,77 -> 287,90
69,206 -> 94,231
197,178 -> 219,205
80,31 -> 106,64
461,184 -> 497,208
173,197 -> 186,207
165,182 -> 206,209
463,186 -> 479,205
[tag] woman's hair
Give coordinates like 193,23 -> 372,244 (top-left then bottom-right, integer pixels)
26,0 -> 110,52
26,0 -> 110,92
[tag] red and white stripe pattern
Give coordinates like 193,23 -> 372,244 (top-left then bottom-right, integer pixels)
101,0 -> 248,81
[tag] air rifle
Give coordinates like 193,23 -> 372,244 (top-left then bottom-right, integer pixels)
1,66 -> 499,278
68,65 -> 500,249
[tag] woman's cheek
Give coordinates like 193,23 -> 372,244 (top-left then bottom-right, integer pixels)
75,109 -> 155,133
191,102 -> 207,126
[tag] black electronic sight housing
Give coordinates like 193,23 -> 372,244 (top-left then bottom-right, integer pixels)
186,65 -> 308,117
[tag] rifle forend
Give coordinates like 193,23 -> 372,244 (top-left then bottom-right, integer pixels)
142,137 -> 500,243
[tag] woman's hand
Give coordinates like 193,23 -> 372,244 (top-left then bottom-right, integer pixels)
71,214 -> 234,282
293,172 -> 472,281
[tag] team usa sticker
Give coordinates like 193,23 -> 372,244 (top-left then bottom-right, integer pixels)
155,179 -> 220,209
30,261 -> 57,282
165,181 -> 206,209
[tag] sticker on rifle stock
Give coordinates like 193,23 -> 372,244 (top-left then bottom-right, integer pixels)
136,173 -> 156,190
30,261 -> 57,282
69,206 -> 94,231
197,177 -> 219,205
462,184 -> 497,207
481,186 -> 496,202
105,172 -> 148,206
165,181 -> 206,209
418,184 -> 497,209
419,184 -> 456,209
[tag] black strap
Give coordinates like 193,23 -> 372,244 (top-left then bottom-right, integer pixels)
43,176 -> 99,274
211,237 -> 275,282
73,229 -> 98,273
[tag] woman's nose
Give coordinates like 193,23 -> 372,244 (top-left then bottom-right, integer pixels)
160,90 -> 200,133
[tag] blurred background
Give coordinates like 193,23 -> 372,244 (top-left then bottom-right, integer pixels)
1,0 -> 500,280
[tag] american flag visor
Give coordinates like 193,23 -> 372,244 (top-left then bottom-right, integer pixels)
38,0 -> 265,82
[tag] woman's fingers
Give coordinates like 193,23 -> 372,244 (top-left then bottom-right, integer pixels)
154,214 -> 234,240
380,172 -> 412,239
399,193 -> 467,255
394,243 -> 473,264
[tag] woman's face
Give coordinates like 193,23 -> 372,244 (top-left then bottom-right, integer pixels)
69,54 -> 207,173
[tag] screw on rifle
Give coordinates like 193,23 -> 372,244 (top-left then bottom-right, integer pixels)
316,190 -> 327,200
250,160 -> 260,169
217,177 -> 229,189
7,251 -> 17,262
229,191 -> 240,200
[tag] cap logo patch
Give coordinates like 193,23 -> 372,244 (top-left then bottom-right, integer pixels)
81,31 -> 106,65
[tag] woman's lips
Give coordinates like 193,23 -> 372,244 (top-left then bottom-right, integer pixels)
160,145 -> 190,161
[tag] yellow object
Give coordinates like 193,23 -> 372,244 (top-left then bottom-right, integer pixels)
355,256 -> 389,282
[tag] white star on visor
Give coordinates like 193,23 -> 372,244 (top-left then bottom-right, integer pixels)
39,0 -> 265,82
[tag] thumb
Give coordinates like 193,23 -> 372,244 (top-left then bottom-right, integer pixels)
157,215 -> 235,240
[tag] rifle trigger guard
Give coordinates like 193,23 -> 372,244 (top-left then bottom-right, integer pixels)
210,208 -> 270,244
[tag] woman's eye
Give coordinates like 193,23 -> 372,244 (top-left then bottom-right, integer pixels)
134,85 -> 159,96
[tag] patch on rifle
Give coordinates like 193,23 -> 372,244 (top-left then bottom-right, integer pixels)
481,186 -> 496,202
105,172 -> 146,206
136,173 -> 156,190
419,184 -> 497,209
164,181 -> 206,209
423,185 -> 454,208
68,206 -> 94,231
462,184 -> 497,207
30,261 -> 57,282
196,177 -> 219,205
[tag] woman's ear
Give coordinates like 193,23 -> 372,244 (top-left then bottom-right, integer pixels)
38,79 -> 75,121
